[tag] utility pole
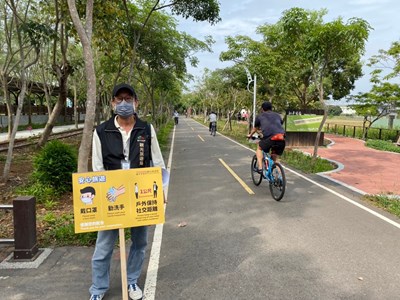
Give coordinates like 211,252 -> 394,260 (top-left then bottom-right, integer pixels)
244,67 -> 256,128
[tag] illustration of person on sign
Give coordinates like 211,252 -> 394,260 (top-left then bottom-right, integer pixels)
135,182 -> 139,199
80,186 -> 96,205
153,181 -> 158,198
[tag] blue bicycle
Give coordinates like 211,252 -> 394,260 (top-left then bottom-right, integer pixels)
249,137 -> 286,201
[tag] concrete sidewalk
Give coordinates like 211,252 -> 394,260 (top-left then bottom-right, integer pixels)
0,124 -> 84,143
296,133 -> 400,196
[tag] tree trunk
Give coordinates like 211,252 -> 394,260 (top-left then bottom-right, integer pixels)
27,95 -> 32,125
67,0 -> 96,173
312,82 -> 327,159
37,73 -> 69,147
40,66 -> 53,115
1,79 -> 13,140
2,0 -> 28,181
73,84 -> 78,128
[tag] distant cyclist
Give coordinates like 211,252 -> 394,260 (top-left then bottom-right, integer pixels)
247,101 -> 285,172
173,110 -> 179,125
208,111 -> 217,134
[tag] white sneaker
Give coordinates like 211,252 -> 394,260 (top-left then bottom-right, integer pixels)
128,284 -> 143,300
89,294 -> 104,300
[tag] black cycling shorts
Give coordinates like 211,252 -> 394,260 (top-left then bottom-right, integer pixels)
259,138 -> 285,155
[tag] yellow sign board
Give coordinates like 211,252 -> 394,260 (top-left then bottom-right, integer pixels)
72,167 -> 164,233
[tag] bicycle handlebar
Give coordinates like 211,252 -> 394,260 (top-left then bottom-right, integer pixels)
247,135 -> 260,143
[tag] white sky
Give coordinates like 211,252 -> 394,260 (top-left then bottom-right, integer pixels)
175,0 -> 400,95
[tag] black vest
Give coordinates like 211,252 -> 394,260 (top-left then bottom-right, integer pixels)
96,117 -> 151,170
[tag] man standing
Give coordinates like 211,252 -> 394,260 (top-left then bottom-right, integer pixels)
89,83 -> 166,300
247,101 -> 285,171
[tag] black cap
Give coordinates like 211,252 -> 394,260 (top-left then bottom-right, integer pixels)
262,101 -> 272,111
112,83 -> 137,98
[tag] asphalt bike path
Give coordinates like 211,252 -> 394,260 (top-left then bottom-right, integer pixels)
153,118 -> 400,300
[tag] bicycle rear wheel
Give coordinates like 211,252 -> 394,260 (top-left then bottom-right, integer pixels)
211,124 -> 216,136
251,155 -> 262,186
269,162 -> 286,201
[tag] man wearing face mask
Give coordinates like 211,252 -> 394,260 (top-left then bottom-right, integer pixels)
89,83 -> 166,300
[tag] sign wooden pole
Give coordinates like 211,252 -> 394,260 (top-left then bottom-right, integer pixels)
119,228 -> 128,300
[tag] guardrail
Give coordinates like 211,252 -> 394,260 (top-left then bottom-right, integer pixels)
0,196 -> 38,260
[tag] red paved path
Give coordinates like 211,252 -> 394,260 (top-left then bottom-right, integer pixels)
296,134 -> 400,196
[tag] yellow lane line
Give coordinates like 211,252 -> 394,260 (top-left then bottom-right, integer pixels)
219,158 -> 255,195
198,135 -> 205,142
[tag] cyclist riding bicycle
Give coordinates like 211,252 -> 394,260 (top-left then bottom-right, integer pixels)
209,111 -> 217,134
173,110 -> 179,125
247,101 -> 285,172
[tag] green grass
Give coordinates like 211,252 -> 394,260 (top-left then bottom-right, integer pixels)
365,139 -> 400,154
39,212 -> 97,246
325,116 -> 400,142
16,181 -> 61,207
280,149 -> 336,173
156,120 -> 174,153
364,195 -> 400,218
201,117 -> 335,174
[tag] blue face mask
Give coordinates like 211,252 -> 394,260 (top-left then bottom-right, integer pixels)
115,100 -> 134,118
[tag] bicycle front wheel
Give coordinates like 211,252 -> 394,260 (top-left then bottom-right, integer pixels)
251,155 -> 262,186
269,162 -> 286,201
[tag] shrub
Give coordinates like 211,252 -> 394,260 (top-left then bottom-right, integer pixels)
32,140 -> 77,192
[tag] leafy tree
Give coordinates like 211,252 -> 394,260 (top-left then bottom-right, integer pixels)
134,11 -> 212,124
369,40 -> 400,81
352,82 -> 400,139
67,0 -> 221,172
279,8 -> 370,158
328,105 -> 342,116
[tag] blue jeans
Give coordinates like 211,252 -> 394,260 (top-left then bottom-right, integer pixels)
89,226 -> 148,295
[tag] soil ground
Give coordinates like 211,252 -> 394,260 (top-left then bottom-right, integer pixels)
0,135 -> 82,260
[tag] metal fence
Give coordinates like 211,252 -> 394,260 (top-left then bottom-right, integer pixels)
325,123 -> 400,141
